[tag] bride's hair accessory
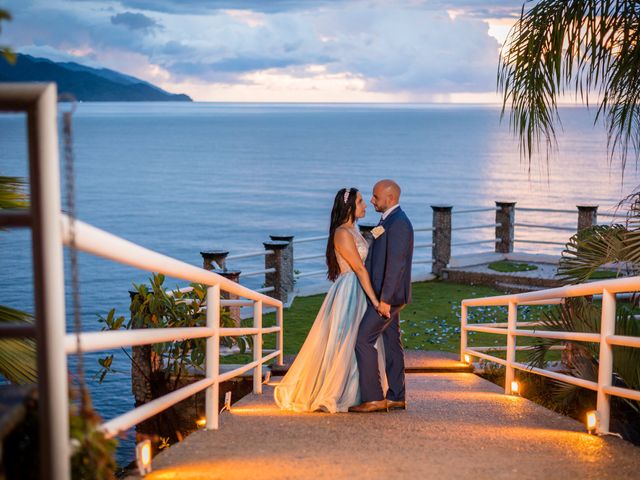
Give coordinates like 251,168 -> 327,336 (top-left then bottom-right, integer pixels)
343,188 -> 350,204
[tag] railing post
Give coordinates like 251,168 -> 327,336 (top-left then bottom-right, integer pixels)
495,201 -> 516,253
577,205 -> 598,232
270,234 -> 295,300
201,251 -> 241,327
505,301 -> 517,394
200,249 -> 229,271
597,289 -> 615,434
263,240 -> 293,302
359,223 -> 376,243
431,205 -> 452,277
276,305 -> 284,365
205,284 -> 221,430
29,84 -> 70,480
460,303 -> 468,362
253,300 -> 263,394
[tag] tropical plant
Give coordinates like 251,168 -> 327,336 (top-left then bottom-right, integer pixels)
499,0 -> 640,170
97,273 -> 250,385
0,176 -> 36,384
0,9 -> 15,64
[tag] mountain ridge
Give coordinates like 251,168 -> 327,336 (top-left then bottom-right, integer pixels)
0,54 -> 193,102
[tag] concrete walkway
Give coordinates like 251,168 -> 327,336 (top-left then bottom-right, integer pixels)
132,373 -> 640,480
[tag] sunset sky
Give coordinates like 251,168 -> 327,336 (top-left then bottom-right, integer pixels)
3,1 -> 523,102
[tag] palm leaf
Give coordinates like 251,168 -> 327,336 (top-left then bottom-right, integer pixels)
499,0 -> 640,170
557,224 -> 629,284
0,305 -> 37,384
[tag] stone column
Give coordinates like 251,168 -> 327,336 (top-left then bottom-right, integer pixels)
200,251 -> 241,327
358,223 -> 376,243
495,201 -> 516,253
431,205 -> 452,277
264,240 -> 293,302
577,205 -> 598,232
200,249 -> 229,271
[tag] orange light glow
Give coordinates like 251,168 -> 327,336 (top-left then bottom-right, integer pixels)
586,411 -> 598,434
464,354 -> 471,363
510,381 -> 520,395
196,418 -> 206,428
136,439 -> 152,475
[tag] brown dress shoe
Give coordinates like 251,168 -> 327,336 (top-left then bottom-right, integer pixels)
386,400 -> 406,410
348,400 -> 389,413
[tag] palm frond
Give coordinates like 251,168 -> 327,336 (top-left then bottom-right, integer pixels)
0,176 -> 28,209
557,224 -> 629,284
499,0 -> 640,170
0,305 -> 36,384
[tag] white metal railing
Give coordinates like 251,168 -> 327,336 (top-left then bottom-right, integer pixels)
0,83 -> 284,480
460,275 -> 640,435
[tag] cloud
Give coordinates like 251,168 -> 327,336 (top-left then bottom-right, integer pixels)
110,11 -> 161,32
1,0 -> 518,101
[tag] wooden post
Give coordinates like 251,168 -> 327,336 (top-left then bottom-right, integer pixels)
431,205 -> 452,277
495,201 -> 516,253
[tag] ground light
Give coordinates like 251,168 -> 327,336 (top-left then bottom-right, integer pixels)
196,417 -> 206,428
510,381 -> 520,395
586,411 -> 599,434
463,354 -> 471,363
136,439 -> 152,476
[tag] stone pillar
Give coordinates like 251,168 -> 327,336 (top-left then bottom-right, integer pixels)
264,240 -> 293,302
495,201 -> 516,253
200,251 -> 241,327
358,223 -> 376,243
577,205 -> 598,232
200,249 -> 229,271
431,205 -> 452,277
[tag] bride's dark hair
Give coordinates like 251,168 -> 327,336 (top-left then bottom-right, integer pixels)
326,187 -> 359,281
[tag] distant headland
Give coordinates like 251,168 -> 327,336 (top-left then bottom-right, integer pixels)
0,54 -> 193,102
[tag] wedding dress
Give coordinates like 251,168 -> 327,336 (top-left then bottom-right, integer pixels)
274,226 -> 386,413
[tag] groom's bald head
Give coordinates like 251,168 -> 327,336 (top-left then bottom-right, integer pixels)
371,179 -> 401,213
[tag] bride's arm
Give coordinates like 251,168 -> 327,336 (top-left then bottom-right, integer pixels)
334,228 -> 379,307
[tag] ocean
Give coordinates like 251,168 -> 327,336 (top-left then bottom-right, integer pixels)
0,102 -> 637,465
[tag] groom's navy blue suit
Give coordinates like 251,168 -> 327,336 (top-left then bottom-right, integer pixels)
356,206 -> 413,403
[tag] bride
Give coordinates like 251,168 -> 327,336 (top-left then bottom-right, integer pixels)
274,187 -> 386,413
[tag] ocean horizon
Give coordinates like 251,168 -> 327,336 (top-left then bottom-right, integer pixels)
1,101 -> 638,465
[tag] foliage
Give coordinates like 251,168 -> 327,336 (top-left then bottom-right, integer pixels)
488,260 -> 538,272
0,305 -> 37,384
69,391 -> 118,480
498,1 -> 640,170
0,9 -> 15,64
0,175 -> 28,209
97,273 -> 249,383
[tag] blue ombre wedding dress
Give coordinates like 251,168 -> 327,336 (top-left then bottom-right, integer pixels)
274,226 -> 386,413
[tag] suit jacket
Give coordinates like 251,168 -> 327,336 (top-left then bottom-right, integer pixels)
366,206 -> 414,306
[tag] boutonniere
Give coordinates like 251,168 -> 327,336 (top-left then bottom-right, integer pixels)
371,225 -> 385,239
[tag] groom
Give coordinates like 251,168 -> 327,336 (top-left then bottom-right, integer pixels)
350,179 -> 414,413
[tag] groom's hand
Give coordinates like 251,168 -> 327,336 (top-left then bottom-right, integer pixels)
377,301 -> 391,318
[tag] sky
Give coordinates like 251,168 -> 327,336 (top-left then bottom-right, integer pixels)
2,1 -> 524,102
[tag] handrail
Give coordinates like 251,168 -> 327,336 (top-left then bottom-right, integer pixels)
451,223 -> 500,231
514,223 -> 575,232
60,214 -> 281,308
227,250 -> 274,261
293,235 -> 329,244
452,207 -> 498,214
460,274 -> 640,434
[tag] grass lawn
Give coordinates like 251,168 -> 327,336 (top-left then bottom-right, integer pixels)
222,280 -> 555,364
488,260 -> 538,273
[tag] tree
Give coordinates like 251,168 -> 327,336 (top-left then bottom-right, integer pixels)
0,9 -> 15,64
498,1 -> 640,171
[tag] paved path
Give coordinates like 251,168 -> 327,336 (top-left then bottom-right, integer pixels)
132,373 -> 640,480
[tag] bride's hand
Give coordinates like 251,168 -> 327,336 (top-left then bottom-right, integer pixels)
372,298 -> 380,309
